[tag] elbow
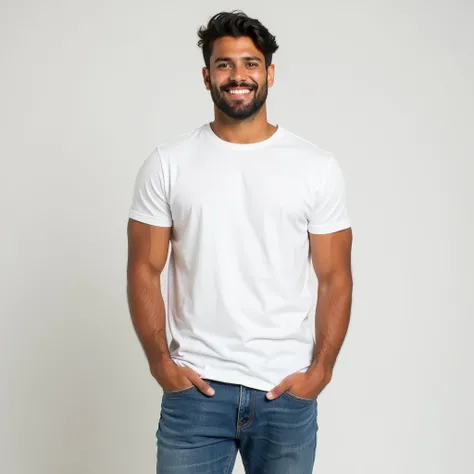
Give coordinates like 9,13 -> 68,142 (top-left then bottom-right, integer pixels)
318,271 -> 353,293
127,261 -> 162,286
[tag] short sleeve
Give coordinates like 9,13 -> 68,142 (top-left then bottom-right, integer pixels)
128,148 -> 173,227
307,155 -> 351,234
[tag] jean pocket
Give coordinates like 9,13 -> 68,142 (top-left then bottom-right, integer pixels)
282,390 -> 318,404
162,379 -> 212,396
163,385 -> 197,396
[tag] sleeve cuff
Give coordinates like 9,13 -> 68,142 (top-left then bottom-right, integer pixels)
308,219 -> 351,235
128,210 -> 172,227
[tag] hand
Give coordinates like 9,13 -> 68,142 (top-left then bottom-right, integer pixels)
150,359 -> 215,396
266,367 -> 332,400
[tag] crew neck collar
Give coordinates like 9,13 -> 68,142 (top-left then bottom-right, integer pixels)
203,122 -> 284,150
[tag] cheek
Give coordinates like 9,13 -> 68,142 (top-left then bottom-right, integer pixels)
251,73 -> 266,87
212,70 -> 229,83
208,80 -> 222,91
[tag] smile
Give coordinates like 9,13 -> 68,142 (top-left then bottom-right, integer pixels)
225,88 -> 254,96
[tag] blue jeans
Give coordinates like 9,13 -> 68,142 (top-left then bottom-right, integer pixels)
156,379 -> 318,473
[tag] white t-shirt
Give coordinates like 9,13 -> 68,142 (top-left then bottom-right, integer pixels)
128,123 -> 351,391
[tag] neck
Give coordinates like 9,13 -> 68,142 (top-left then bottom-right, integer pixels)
210,106 -> 278,144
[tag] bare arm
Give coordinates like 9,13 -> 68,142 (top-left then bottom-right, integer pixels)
126,218 -> 172,368
126,218 -> 214,395
308,227 -> 353,380
266,227 -> 353,400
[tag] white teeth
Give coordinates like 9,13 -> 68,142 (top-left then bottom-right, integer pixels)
229,89 -> 251,95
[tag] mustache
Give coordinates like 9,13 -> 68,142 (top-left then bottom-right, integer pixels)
220,82 -> 257,91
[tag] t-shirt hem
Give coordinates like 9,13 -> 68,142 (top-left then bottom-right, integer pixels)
200,371 -> 274,392
195,368 -> 309,392
128,210 -> 172,227
171,357 -> 313,392
308,219 -> 351,234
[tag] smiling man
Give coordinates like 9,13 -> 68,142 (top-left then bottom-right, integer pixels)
127,10 -> 353,474
208,37 -> 269,120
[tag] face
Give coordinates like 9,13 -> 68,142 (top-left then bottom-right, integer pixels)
203,36 -> 275,120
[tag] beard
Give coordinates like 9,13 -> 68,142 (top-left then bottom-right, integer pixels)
209,78 -> 268,120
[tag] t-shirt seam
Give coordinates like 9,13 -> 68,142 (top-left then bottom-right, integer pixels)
154,146 -> 172,206
283,129 -> 333,156
128,210 -> 172,224
308,219 -> 351,229
204,123 -> 285,150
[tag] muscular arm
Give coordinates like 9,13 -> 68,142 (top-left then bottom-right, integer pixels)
308,227 -> 353,379
126,218 -> 172,368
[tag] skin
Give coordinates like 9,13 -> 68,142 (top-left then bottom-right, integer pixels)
126,223 -> 213,394
266,228 -> 353,400
127,35 -> 353,400
202,36 -> 277,144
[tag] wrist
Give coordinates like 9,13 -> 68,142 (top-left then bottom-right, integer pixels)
307,361 -> 333,382
149,355 -> 174,372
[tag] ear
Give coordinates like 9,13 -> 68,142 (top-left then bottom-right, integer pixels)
202,67 -> 211,90
267,63 -> 275,88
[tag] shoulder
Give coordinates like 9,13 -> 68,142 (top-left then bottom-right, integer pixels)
279,127 -> 335,168
156,124 -> 206,158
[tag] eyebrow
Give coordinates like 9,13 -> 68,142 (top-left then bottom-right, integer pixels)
214,56 -> 263,63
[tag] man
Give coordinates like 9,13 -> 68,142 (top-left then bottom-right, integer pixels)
127,10 -> 353,474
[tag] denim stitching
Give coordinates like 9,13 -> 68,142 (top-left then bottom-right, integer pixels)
163,379 -> 212,396
224,441 -> 237,474
282,391 -> 317,404
239,389 -> 256,430
163,385 -> 197,396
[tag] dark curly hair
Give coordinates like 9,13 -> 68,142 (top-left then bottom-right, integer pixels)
197,11 -> 279,69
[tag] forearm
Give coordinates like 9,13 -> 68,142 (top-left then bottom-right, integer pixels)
309,274 -> 353,377
127,265 -> 171,368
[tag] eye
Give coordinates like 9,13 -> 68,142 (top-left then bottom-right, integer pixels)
247,62 -> 259,68
217,63 -> 230,69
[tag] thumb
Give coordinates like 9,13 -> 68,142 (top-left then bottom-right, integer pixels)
194,377 -> 215,397
266,377 -> 292,400
185,369 -> 215,397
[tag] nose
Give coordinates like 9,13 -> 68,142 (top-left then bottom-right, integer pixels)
229,62 -> 247,83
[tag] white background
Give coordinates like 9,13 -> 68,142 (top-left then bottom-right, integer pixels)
1,0 -> 473,473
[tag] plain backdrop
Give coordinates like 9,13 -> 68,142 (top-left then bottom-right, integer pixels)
1,0 -> 473,473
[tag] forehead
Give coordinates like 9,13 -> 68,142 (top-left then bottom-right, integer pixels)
210,36 -> 264,60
